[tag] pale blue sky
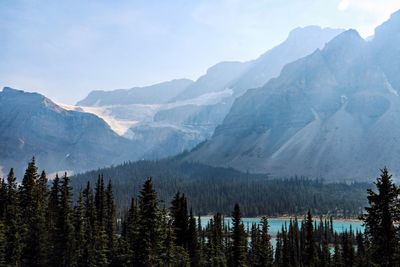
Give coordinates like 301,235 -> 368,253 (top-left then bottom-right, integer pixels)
1,0 -> 400,104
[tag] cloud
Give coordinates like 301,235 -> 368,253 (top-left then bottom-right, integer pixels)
338,0 -> 349,11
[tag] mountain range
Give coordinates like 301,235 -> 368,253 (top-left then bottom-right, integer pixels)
4,10 -> 400,181
184,10 -> 400,181
72,26 -> 342,159
0,87 -> 146,174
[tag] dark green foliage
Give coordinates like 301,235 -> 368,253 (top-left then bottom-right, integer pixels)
304,211 -> 315,266
188,209 -> 200,266
4,168 -> 21,266
59,173 -> 75,266
105,180 -> 117,262
19,157 -> 47,266
231,204 -> 248,267
71,159 -> 369,217
2,160 -> 400,267
0,219 -> 6,266
137,178 -> 164,266
259,216 -> 273,267
361,167 -> 400,267
170,192 -> 189,248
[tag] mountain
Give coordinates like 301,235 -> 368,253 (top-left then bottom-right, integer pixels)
0,87 -> 143,174
184,11 -> 400,181
76,26 -> 343,159
76,79 -> 193,106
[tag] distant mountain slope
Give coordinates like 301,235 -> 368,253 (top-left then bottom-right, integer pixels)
76,79 -> 193,106
75,26 -> 343,160
184,11 -> 400,181
0,87 -> 143,174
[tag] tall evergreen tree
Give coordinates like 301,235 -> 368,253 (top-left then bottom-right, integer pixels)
170,192 -> 189,248
259,216 -> 273,267
0,219 -> 6,266
361,167 -> 400,267
304,211 -> 315,267
82,182 -> 97,266
105,180 -> 117,262
4,168 -> 21,266
19,157 -> 46,266
73,191 -> 86,267
59,172 -> 75,266
137,178 -> 163,266
125,197 -> 140,265
94,175 -> 109,266
187,209 -> 199,267
231,203 -> 248,267
47,174 -> 62,267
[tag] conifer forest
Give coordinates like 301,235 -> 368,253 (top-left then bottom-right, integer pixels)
0,158 -> 399,267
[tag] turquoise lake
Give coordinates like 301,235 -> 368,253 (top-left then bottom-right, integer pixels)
200,216 -> 364,236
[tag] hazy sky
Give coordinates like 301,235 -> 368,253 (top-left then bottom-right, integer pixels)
1,0 -> 400,104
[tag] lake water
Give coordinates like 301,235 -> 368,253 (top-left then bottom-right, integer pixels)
200,216 -> 364,236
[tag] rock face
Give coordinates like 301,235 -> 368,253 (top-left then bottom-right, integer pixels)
77,26 -> 343,159
184,11 -> 400,181
0,87 -> 143,174
76,79 -> 193,106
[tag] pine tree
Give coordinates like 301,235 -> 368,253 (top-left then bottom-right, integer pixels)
73,191 -> 86,266
187,209 -> 199,267
341,230 -> 355,267
332,234 -> 343,267
94,175 -> 109,266
304,211 -> 315,267
19,157 -> 45,266
170,192 -> 189,248
206,213 -> 227,267
0,179 -> 6,220
125,197 -> 140,265
231,203 -> 248,267
47,174 -> 61,267
274,231 -> 283,267
259,216 -> 273,267
137,178 -> 163,266
59,172 -> 75,266
355,231 -> 368,267
4,168 -> 21,266
105,180 -> 117,262
249,223 -> 261,266
361,167 -> 400,266
82,182 -> 97,266
0,219 -> 6,266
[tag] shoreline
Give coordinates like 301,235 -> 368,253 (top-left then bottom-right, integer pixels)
200,215 -> 362,223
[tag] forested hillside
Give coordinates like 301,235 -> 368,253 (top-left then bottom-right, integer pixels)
72,158 -> 369,217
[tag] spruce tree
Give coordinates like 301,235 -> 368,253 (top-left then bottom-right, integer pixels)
137,178 -> 163,266
82,182 -> 97,266
125,197 -> 140,265
59,172 -> 75,266
304,211 -> 315,267
19,157 -> 45,266
187,209 -> 199,267
105,180 -> 117,262
259,216 -> 273,267
361,167 -> 400,267
94,175 -> 109,266
231,203 -> 248,267
0,219 -> 6,266
73,191 -> 87,267
207,213 -> 227,267
170,192 -> 189,248
47,174 -> 61,267
4,168 -> 21,266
